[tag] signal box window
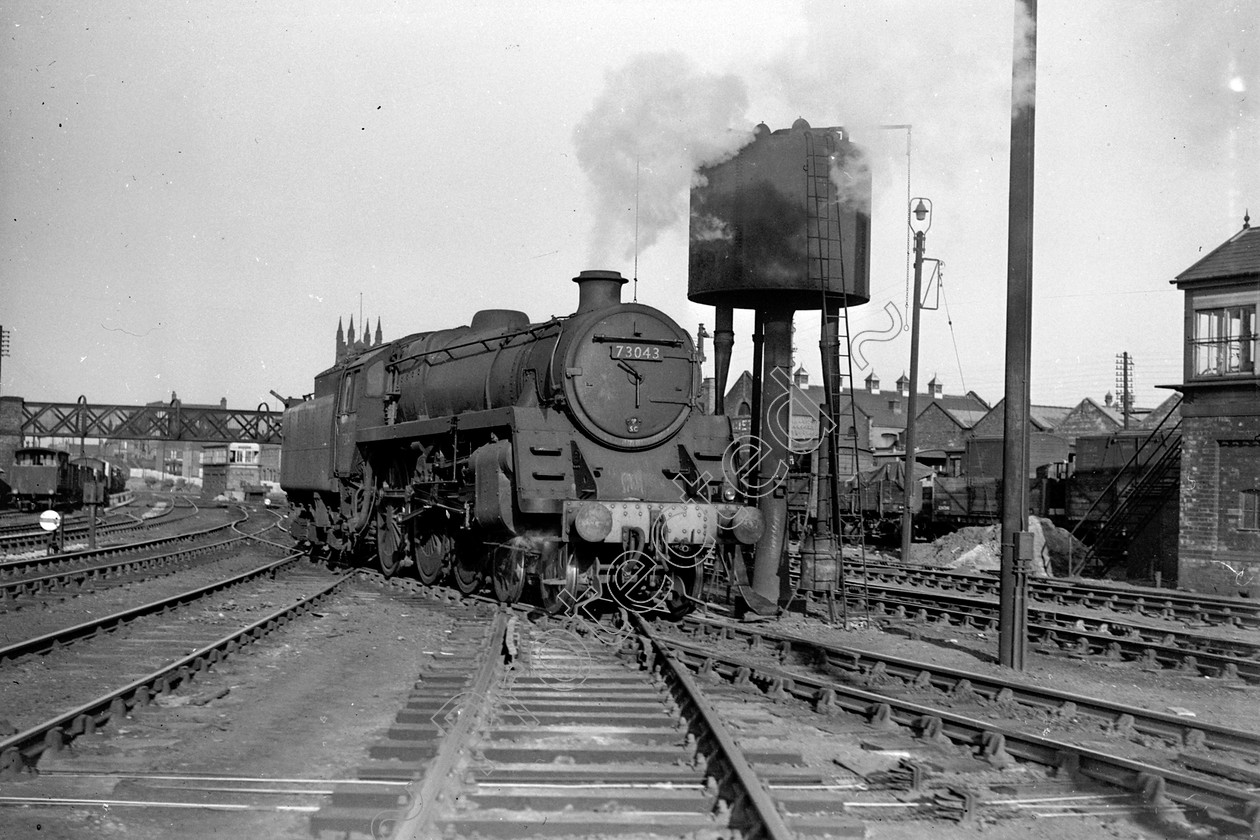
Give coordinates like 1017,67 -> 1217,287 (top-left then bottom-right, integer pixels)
1243,489 -> 1259,532
1193,304 -> 1256,377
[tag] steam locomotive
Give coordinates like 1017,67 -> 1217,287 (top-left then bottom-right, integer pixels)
280,270 -> 764,611
6,448 -> 128,511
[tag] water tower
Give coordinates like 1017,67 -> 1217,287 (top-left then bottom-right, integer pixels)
689,119 -> 871,611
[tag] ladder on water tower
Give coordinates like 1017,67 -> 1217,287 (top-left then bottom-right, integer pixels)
805,130 -> 869,625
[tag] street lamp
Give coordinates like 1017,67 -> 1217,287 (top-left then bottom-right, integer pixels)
901,198 -> 932,564
911,198 -> 932,230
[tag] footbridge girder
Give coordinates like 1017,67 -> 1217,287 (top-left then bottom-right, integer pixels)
2,396 -> 283,445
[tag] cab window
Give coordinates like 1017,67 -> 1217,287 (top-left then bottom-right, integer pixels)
339,369 -> 360,414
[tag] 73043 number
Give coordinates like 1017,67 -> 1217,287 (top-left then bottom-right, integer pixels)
610,343 -> 662,361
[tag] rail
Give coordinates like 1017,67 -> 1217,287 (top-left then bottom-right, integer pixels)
659,628 -> 1260,834
0,567 -> 352,775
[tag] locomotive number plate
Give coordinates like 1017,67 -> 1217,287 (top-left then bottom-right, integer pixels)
609,343 -> 663,362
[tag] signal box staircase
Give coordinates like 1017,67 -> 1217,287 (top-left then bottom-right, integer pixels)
1070,403 -> 1182,577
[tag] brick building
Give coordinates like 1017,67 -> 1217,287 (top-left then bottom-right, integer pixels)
911,401 -> 988,474
1170,215 -> 1260,595
722,367 -> 988,476
1053,397 -> 1125,440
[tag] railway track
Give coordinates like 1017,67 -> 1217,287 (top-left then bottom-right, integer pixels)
0,552 -> 348,776
656,614 -> 1260,835
8,551 -> 1259,837
682,615 -> 1260,763
846,579 -> 1260,683
0,511 -> 91,537
311,575 -> 1260,837
0,507 -> 270,608
855,563 -> 1260,630
0,512 -> 135,555
0,496 -> 195,556
312,577 -> 860,839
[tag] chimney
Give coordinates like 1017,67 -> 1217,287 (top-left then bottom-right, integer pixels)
573,270 -> 628,313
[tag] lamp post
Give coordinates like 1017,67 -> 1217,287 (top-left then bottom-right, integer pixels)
900,198 -> 932,564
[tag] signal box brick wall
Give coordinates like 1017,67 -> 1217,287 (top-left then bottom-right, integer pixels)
201,464 -> 227,500
1178,412 -> 1260,596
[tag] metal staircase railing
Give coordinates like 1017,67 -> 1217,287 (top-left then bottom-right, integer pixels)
1068,395 -> 1183,576
1086,436 -> 1181,576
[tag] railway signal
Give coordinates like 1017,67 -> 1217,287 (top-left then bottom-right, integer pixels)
39,508 -> 64,554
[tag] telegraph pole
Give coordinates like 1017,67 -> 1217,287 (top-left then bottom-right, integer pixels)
1115,352 -> 1133,429
0,325 -> 10,394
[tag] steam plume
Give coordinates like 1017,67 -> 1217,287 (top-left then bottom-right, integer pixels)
573,52 -> 754,265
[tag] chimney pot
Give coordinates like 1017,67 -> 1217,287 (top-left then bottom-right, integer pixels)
573,270 -> 628,313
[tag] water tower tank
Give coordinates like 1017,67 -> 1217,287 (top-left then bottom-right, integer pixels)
688,119 -> 871,310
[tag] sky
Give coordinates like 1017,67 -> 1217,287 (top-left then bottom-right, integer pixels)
1,1 -> 1256,416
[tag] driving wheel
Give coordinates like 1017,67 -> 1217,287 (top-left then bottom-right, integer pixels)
376,503 -> 408,577
492,537 -> 528,604
452,542 -> 483,595
539,545 -> 580,615
414,530 -> 450,585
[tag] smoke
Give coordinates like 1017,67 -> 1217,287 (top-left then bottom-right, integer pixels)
1011,0 -> 1037,114
830,147 -> 872,214
691,212 -> 733,244
572,51 -> 754,265
573,2 -> 1256,265
572,4 -> 1032,264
